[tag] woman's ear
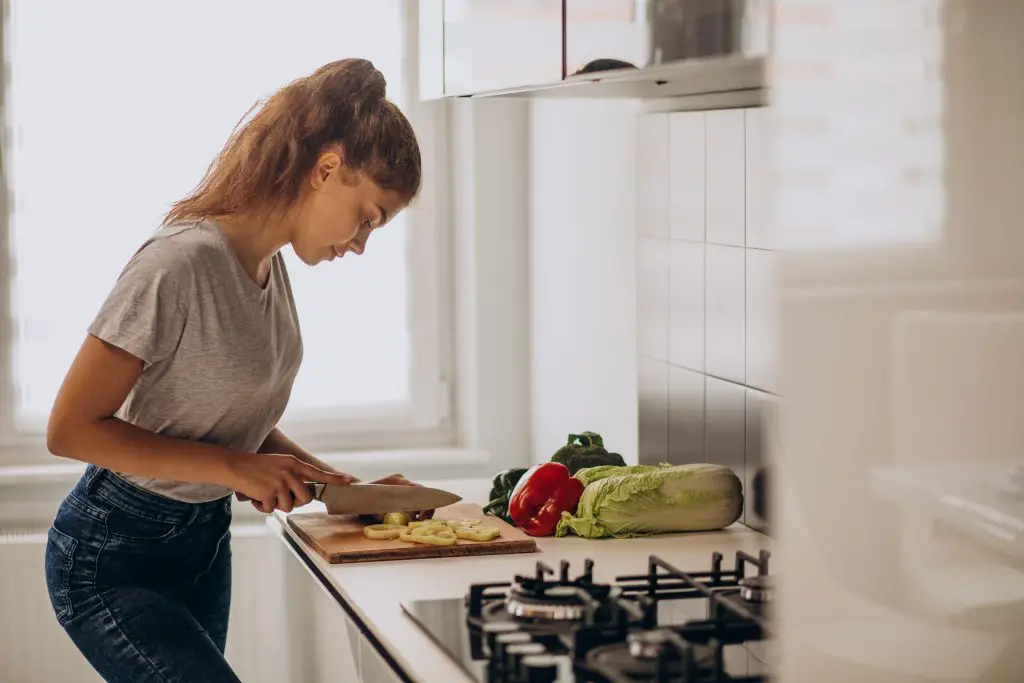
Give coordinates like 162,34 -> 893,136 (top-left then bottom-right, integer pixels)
311,151 -> 343,189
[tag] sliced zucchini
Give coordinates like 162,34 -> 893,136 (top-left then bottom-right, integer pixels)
362,524 -> 407,540
444,518 -> 481,529
454,526 -> 501,542
382,512 -> 411,527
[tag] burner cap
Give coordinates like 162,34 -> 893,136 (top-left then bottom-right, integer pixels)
506,584 -> 617,621
626,629 -> 674,660
738,575 -> 774,603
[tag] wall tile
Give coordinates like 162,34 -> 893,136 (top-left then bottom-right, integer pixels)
638,236 -> 670,361
638,357 -> 669,465
705,377 -> 747,484
637,114 -> 670,238
745,248 -> 777,392
705,245 -> 746,383
669,240 -> 705,371
745,107 -> 771,249
706,109 -> 746,246
745,388 -> 776,531
668,365 -> 706,465
669,111 -> 706,242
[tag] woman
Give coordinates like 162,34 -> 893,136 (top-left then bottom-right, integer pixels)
43,58 -> 422,682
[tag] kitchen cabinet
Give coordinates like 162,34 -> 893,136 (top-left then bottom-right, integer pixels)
419,0 -> 773,99
428,0 -> 563,97
564,0 -> 646,76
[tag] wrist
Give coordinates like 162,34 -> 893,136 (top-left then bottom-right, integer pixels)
210,448 -> 248,489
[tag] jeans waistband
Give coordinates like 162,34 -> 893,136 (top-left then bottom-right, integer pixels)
77,465 -> 231,526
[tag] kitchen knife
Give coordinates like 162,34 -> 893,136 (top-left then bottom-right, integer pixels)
307,482 -> 462,516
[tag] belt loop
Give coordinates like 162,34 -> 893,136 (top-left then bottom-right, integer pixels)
84,465 -> 105,493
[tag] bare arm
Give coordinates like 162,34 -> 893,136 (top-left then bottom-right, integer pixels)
47,335 -> 239,486
47,335 -> 350,511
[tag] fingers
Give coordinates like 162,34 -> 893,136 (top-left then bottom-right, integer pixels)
284,470 -> 313,507
235,491 -> 251,502
276,491 -> 295,513
297,461 -> 355,486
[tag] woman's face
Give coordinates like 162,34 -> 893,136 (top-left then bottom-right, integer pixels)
291,150 -> 407,266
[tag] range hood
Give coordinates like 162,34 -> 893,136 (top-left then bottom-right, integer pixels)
421,0 -> 772,106
456,54 -> 769,105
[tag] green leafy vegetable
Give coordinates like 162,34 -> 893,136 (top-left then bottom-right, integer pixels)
574,464 -> 670,487
550,432 -> 627,475
555,463 -> 743,539
482,467 -> 529,523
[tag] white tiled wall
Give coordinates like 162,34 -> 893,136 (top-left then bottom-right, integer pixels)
637,107 -> 775,530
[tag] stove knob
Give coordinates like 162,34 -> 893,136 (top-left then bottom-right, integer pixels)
482,622 -> 521,654
505,642 -> 545,674
520,654 -> 559,683
493,632 -> 533,670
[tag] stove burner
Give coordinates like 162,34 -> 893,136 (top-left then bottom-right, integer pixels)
586,637 -> 717,681
506,584 -> 619,621
498,559 -> 616,623
738,576 -> 773,604
627,628 -> 674,660
424,549 -> 774,683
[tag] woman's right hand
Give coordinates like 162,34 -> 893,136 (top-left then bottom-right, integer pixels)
227,453 -> 354,513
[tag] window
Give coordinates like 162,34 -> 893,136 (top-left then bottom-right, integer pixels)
2,0 -> 451,456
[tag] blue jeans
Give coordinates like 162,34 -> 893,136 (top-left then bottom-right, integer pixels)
45,465 -> 239,683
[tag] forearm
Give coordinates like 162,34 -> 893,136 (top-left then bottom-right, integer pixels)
258,427 -> 338,474
48,416 -> 238,488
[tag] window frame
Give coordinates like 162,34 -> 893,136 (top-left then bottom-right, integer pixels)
0,0 -> 456,462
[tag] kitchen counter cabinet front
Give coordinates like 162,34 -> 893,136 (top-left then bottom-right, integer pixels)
268,479 -> 769,683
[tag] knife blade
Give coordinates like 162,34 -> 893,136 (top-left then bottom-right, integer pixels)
307,482 -> 462,516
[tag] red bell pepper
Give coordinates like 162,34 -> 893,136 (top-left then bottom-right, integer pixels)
507,462 -> 584,537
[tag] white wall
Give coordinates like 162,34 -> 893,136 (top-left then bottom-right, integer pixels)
528,99 -> 641,464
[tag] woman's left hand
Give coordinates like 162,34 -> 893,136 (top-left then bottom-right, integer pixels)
359,472 -> 435,523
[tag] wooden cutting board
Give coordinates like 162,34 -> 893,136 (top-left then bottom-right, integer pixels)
286,503 -> 538,564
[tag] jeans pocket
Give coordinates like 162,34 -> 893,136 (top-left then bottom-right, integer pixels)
104,507 -> 179,542
44,526 -> 78,626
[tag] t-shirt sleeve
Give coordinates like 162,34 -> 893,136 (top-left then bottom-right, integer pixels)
88,239 -> 195,366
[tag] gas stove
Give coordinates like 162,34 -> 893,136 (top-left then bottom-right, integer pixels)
401,550 -> 773,683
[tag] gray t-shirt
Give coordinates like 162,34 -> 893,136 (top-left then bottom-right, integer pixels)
88,218 -> 303,502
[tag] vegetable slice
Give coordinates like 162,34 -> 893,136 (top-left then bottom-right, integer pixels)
444,519 -> 481,529
362,524 -> 407,540
454,526 -> 501,542
382,512 -> 411,527
403,526 -> 458,546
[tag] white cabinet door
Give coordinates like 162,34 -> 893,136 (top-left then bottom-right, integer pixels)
360,638 -> 404,683
309,586 -> 362,682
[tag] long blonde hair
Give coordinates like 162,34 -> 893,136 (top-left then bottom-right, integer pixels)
163,58 -> 421,226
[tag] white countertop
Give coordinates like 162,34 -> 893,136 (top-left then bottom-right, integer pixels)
267,477 -> 771,683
